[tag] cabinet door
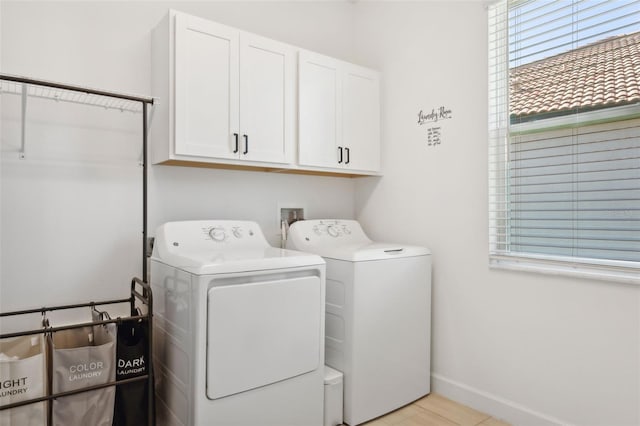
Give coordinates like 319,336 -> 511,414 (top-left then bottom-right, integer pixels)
175,14 -> 239,158
343,65 -> 380,172
239,33 -> 294,164
298,51 -> 342,168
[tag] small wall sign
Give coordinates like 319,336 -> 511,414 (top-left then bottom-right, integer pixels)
417,106 -> 453,147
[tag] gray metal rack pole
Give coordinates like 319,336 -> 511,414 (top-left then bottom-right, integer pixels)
142,101 -> 149,282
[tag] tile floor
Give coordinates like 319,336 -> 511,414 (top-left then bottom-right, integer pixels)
361,393 -> 511,426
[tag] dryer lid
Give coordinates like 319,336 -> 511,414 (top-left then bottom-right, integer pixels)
151,220 -> 324,274
286,219 -> 430,261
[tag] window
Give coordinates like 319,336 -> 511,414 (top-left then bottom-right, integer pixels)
488,0 -> 640,283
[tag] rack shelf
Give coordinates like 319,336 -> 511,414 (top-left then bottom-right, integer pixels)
0,73 -> 154,282
0,74 -> 152,113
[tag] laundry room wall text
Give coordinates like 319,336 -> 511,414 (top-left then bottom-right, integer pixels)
417,105 -> 453,147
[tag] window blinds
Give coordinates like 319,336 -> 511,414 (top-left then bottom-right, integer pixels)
488,0 -> 640,279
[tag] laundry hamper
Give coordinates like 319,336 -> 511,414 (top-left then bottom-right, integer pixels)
0,335 -> 47,426
50,323 -> 116,426
113,318 -> 150,426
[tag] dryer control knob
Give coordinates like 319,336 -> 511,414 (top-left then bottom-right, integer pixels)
327,225 -> 339,237
232,227 -> 243,238
209,227 -> 227,242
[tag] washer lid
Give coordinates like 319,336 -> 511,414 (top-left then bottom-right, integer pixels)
151,220 -> 324,274
286,219 -> 430,261
323,242 -> 430,261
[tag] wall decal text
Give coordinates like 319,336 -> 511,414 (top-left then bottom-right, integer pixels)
418,105 -> 453,148
417,106 -> 452,125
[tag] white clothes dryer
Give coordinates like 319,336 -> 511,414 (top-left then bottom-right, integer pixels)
287,219 -> 431,426
151,220 -> 326,426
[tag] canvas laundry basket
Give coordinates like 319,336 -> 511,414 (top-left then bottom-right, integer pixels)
0,334 -> 47,426
113,318 -> 150,426
50,323 -> 116,426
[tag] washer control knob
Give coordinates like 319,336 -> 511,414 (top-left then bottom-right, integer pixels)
232,227 -> 243,238
343,225 -> 351,235
209,227 -> 227,242
327,225 -> 339,237
313,225 -> 321,235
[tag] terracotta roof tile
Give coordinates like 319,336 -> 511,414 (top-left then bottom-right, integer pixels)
510,31 -> 640,119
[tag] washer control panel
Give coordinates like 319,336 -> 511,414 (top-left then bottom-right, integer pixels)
287,219 -> 371,250
286,219 -> 428,261
311,220 -> 353,238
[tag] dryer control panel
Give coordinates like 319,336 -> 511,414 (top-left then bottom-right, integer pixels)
202,222 -> 260,244
153,220 -> 270,259
151,220 -> 325,274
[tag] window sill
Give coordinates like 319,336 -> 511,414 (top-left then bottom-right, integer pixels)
489,254 -> 640,285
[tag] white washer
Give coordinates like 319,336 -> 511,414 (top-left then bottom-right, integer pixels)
151,220 -> 326,426
287,219 -> 431,426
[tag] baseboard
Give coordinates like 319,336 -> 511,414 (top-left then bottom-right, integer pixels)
431,373 -> 572,426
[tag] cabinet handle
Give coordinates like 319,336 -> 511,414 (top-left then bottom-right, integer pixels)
345,147 -> 350,165
243,134 -> 249,155
233,133 -> 239,153
338,146 -> 343,164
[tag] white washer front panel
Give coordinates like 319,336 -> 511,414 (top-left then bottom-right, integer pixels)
207,275 -> 322,399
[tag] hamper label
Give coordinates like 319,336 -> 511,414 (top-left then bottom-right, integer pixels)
117,355 -> 145,376
0,376 -> 29,397
67,361 -> 105,381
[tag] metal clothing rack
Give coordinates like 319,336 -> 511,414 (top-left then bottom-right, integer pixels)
0,74 -> 155,424
0,278 -> 154,426
0,73 -> 154,281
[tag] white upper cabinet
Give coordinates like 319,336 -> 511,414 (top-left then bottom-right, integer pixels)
151,10 -> 380,176
239,33 -> 294,164
174,14 -> 239,159
298,51 -> 342,169
152,11 -> 294,166
299,51 -> 381,173
342,65 -> 380,172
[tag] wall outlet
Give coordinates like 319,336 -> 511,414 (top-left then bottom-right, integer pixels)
277,202 -> 307,228
280,207 -> 304,226
277,203 -> 306,248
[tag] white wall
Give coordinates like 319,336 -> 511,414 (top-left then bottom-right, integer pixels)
0,1 -> 357,315
2,2 -> 639,425
353,2 -> 640,425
